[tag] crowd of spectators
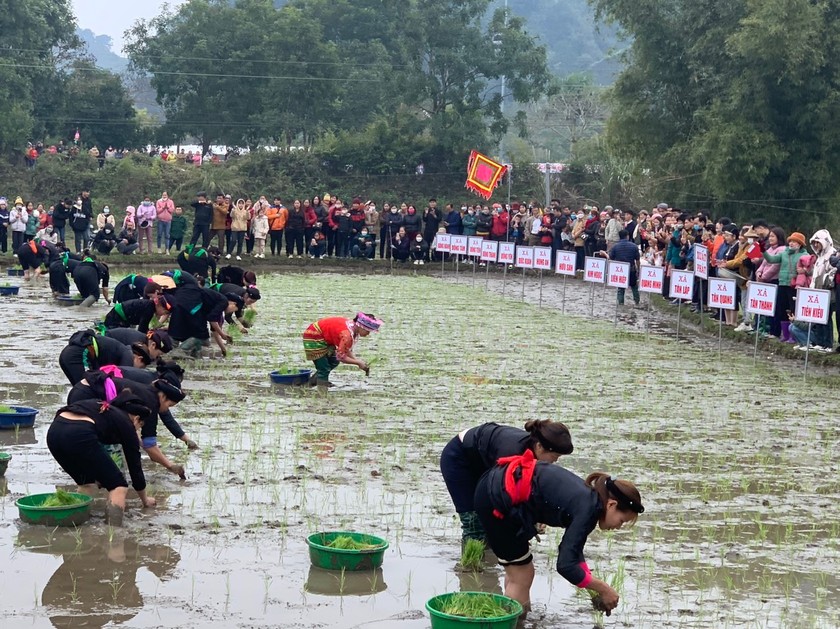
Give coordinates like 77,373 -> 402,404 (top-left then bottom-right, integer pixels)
3,189 -> 837,351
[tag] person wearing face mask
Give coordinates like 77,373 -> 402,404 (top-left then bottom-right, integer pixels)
381,203 -> 402,259
475,206 -> 492,239
410,233 -> 429,264
462,205 -> 477,237
403,204 -> 422,242
351,227 -> 376,259
136,196 -> 156,254
36,224 -> 58,244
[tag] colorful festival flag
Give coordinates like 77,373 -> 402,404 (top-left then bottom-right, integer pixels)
465,150 -> 507,200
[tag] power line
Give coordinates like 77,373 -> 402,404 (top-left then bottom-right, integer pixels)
0,47 -> 411,69
0,62 -> 385,82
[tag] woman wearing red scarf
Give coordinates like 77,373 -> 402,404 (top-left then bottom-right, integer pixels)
475,456 -> 643,615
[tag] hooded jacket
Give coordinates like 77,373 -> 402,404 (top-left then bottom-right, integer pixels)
69,204 -> 91,231
810,229 -> 837,291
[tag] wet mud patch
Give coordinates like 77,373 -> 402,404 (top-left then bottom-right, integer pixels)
0,272 -> 838,628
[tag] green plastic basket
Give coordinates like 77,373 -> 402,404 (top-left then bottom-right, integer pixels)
306,531 -> 388,571
426,592 -> 523,629
16,492 -> 93,527
0,452 -> 10,476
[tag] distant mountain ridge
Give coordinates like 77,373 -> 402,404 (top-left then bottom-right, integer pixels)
77,28 -> 129,73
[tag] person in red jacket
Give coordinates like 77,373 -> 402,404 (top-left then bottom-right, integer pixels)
303,198 -> 318,246
302,312 -> 382,387
490,204 -> 509,242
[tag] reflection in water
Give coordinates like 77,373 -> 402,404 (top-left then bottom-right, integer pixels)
0,427 -> 38,446
305,565 -> 387,596
457,565 -> 503,596
16,527 -> 180,628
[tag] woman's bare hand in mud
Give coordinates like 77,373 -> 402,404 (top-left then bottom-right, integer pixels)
595,584 -> 619,612
183,438 -> 199,450
142,496 -> 157,508
170,464 -> 187,480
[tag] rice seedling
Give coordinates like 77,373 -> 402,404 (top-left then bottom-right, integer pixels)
0,405 -> 15,413
458,538 -> 485,572
40,489 -> 85,507
439,593 -> 514,618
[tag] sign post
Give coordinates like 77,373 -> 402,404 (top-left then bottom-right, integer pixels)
450,235 -> 468,283
795,287 -> 831,378
481,240 -> 499,291
498,242 -> 515,296
694,244 -> 709,324
668,270 -> 695,340
639,265 -> 665,338
516,246 -> 535,301
554,251 -> 577,314
533,246 -> 552,308
745,282 -> 778,364
584,257 -> 606,316
436,233 -> 451,276
468,236 -> 483,288
709,278 -> 737,358
607,261 -> 631,327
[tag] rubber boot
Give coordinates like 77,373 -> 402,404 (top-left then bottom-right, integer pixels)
79,295 -> 97,308
179,337 -> 202,357
459,511 -> 486,545
780,321 -> 791,342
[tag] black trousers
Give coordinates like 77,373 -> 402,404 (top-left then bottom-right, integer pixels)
73,266 -> 101,301
190,224 -> 211,248
49,261 -> 70,294
47,418 -> 127,491
440,437 -> 484,513
270,230 -> 283,255
285,229 -> 304,255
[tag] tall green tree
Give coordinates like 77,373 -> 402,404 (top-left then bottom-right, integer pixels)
0,0 -> 79,151
593,0 -> 840,224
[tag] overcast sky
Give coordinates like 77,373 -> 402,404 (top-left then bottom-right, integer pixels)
72,0 -> 187,53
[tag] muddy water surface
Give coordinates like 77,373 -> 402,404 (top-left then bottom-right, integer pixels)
0,271 -> 838,628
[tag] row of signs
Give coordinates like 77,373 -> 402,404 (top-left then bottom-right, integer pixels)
434,236 -> 832,325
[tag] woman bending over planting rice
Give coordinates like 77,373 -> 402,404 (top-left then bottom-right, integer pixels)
302,312 -> 382,387
440,420 -> 573,544
46,391 -> 158,525
474,458 -> 643,614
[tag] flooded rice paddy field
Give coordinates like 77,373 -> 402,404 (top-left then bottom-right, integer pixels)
0,270 -> 838,628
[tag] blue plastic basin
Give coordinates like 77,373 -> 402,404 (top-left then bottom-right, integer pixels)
0,406 -> 38,430
269,369 -> 313,386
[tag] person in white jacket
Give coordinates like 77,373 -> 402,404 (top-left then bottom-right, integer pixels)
251,206 -> 270,258
35,225 -> 59,244
96,206 -> 116,230
605,207 -> 623,253
9,197 -> 28,253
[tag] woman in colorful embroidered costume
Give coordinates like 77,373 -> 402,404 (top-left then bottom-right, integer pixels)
302,312 -> 382,386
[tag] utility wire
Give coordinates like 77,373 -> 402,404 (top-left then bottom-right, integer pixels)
0,62 -> 385,82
